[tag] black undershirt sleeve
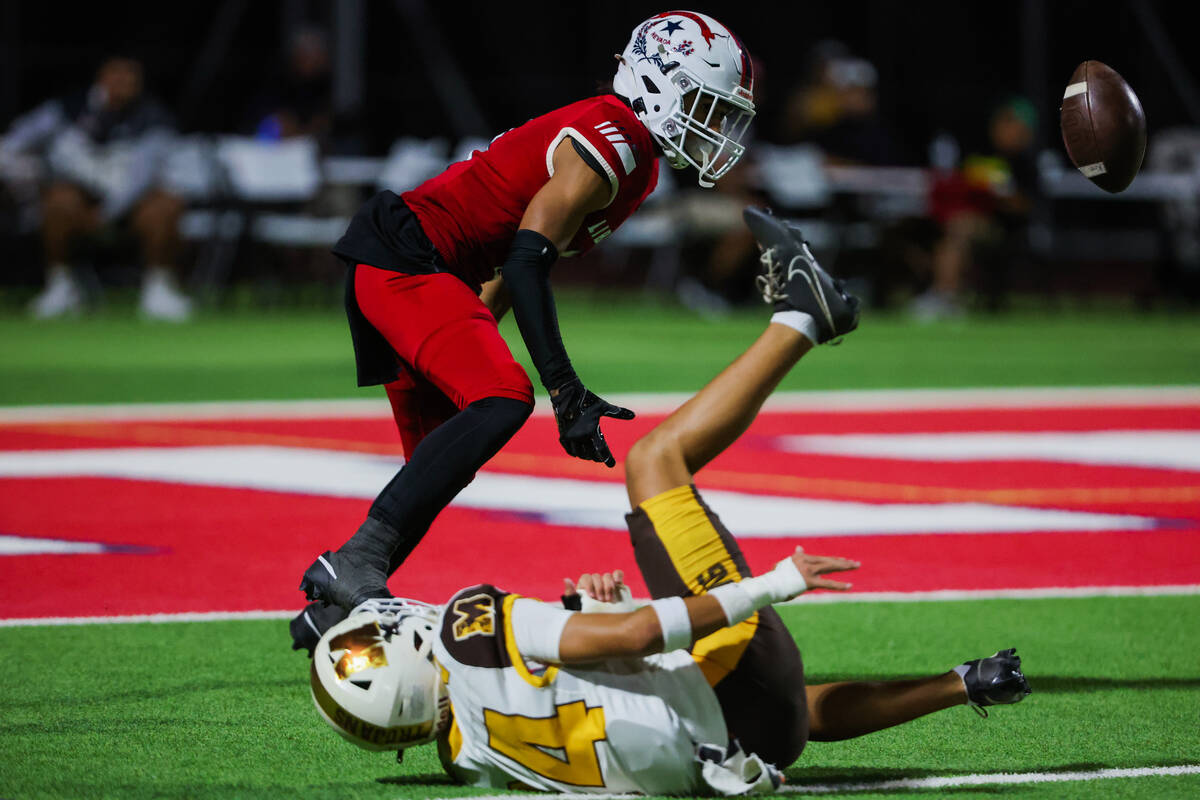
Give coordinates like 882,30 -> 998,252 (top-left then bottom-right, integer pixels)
570,136 -> 610,184
500,229 -> 577,390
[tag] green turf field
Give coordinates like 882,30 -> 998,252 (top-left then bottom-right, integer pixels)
2,299 -> 1199,798
1,597 -> 1197,799
1,297 -> 1199,405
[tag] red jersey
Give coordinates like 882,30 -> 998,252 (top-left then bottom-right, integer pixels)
403,95 -> 659,287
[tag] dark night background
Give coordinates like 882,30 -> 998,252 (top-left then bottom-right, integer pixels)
1,0 -> 1194,158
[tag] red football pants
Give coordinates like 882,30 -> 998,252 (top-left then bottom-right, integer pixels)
354,265 -> 534,457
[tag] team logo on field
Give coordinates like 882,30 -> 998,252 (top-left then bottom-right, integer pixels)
452,593 -> 496,640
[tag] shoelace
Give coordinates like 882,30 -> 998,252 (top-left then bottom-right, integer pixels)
754,246 -> 787,303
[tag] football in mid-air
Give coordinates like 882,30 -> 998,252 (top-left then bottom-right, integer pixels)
1060,60 -> 1146,193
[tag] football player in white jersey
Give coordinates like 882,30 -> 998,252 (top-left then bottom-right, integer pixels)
308,208 -> 1031,795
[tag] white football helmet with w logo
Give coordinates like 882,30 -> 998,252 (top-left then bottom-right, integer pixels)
613,10 -> 755,187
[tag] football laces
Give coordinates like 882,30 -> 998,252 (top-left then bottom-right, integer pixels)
755,246 -> 787,303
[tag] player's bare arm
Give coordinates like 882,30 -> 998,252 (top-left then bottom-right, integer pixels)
521,138 -> 612,250
500,137 -> 635,468
555,549 -> 858,663
477,275 -> 511,321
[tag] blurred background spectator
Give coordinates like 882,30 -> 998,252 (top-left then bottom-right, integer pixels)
1,55 -> 192,320
911,97 -> 1040,319
0,0 -> 1196,319
247,26 -> 334,147
781,40 -> 906,166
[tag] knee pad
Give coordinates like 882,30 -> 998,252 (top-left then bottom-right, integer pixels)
469,395 -> 534,438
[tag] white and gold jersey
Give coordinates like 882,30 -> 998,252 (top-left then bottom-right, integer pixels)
432,584 -> 728,795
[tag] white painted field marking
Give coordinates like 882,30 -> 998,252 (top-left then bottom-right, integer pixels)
791,764 -> 1200,793
0,446 -> 1161,537
0,610 -> 297,627
426,764 -> 1200,800
3,585 -> 1197,626
0,534 -> 109,555
782,430 -> 1200,472
1,385 -> 1198,423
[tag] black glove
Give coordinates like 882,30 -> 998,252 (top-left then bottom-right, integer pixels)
549,378 -> 635,468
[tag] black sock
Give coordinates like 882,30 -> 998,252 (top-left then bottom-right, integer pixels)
346,395 -> 533,572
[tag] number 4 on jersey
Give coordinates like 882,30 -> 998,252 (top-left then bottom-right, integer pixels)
484,701 -> 608,787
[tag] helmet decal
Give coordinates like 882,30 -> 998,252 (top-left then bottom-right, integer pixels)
654,11 -> 718,49
630,21 -> 666,73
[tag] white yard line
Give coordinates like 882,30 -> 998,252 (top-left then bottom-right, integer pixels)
2,386 -> 1199,423
788,764 -> 1200,794
0,609 -> 297,627
3,584 -> 1197,627
427,764 -> 1200,800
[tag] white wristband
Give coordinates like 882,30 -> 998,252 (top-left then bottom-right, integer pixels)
710,582 -> 756,625
651,597 -> 693,653
770,310 -> 819,345
740,557 -> 809,606
712,558 -> 809,625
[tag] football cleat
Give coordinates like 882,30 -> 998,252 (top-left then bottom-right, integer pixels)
290,601 -> 349,658
744,206 -> 860,343
299,549 -> 393,612
956,647 -> 1032,717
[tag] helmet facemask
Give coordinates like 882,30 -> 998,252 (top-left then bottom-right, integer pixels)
659,80 -> 754,187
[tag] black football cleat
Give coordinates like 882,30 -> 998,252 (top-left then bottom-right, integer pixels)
957,647 -> 1032,717
744,206 -> 860,343
289,601 -> 349,658
299,549 -> 393,613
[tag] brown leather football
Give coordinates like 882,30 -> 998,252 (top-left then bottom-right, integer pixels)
1060,60 -> 1147,193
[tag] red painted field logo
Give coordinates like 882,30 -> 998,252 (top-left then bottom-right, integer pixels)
1,391 -> 1198,621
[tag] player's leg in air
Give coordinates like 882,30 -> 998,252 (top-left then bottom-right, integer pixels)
621,207 -> 1029,765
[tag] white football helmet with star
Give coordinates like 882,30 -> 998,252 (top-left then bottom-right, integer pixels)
613,10 -> 755,187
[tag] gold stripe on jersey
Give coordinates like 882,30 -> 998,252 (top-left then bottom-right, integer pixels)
638,484 -> 758,687
501,593 -> 560,688
447,711 -> 463,761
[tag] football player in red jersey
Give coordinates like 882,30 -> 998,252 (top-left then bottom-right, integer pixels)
294,11 -> 759,646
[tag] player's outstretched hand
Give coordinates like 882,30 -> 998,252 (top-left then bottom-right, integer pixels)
563,570 -> 626,604
562,570 -> 634,611
550,378 -> 635,468
788,546 -> 860,592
